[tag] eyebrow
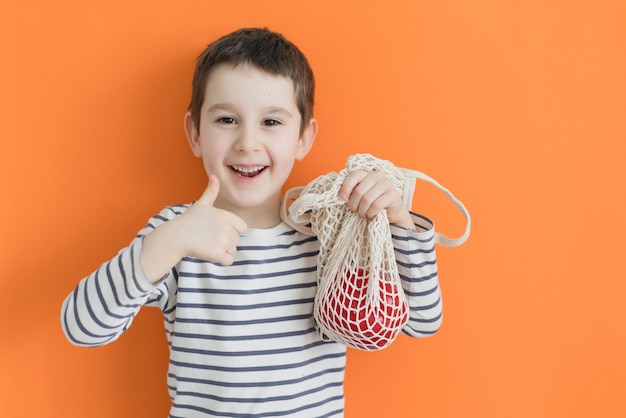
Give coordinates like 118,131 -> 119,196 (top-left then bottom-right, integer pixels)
206,104 -> 294,118
206,103 -> 236,113
266,106 -> 294,118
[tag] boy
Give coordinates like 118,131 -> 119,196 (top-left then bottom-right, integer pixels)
61,27 -> 442,417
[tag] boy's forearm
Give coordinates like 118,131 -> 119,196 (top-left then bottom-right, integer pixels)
391,216 -> 443,337
141,218 -> 185,284
61,206 -> 182,347
61,242 -> 155,347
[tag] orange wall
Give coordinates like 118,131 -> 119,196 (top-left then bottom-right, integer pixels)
1,1 -> 625,417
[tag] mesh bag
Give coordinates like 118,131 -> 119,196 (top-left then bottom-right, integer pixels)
282,154 -> 470,351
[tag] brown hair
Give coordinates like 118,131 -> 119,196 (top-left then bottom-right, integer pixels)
188,27 -> 315,134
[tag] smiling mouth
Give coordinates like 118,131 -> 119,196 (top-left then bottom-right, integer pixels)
230,165 -> 267,178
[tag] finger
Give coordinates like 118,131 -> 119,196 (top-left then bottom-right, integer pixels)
216,252 -> 234,267
346,173 -> 380,213
197,174 -> 220,206
230,214 -> 248,234
345,172 -> 393,218
213,232 -> 239,266
338,170 -> 368,200
364,192 -> 393,219
356,184 -> 388,218
228,229 -> 240,251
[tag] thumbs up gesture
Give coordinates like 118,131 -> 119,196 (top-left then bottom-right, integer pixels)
180,175 -> 248,265
140,175 -> 247,283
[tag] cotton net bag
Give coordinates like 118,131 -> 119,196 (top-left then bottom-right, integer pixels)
281,154 -> 470,351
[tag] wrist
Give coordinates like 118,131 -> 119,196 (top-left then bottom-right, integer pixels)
141,219 -> 186,283
388,209 -> 415,230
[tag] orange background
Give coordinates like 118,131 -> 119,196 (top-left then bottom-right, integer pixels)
1,1 -> 625,417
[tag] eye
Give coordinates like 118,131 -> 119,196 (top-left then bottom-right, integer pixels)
263,119 -> 281,127
217,117 -> 237,124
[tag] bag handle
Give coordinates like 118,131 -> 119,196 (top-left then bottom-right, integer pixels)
401,168 -> 471,247
280,167 -> 471,247
281,186 -> 315,235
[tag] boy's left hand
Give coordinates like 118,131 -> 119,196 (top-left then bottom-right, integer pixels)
339,169 -> 415,229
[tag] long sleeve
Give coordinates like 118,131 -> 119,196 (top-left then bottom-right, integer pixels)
61,240 -> 154,346
60,205 -> 185,347
391,212 -> 443,337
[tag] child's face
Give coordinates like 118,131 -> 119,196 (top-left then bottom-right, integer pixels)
185,64 -> 316,227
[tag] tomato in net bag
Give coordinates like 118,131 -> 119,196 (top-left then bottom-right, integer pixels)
282,154 -> 471,351
285,154 -> 411,351
320,268 -> 409,350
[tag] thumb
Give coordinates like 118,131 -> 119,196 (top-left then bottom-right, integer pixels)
197,175 -> 220,206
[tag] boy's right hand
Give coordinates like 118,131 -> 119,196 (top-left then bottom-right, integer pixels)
141,175 -> 247,283
178,175 -> 247,266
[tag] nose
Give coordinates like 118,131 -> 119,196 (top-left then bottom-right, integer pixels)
234,126 -> 260,153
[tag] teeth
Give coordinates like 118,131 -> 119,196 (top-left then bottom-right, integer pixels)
231,165 -> 265,173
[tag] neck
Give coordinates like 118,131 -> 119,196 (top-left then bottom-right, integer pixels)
215,197 -> 283,229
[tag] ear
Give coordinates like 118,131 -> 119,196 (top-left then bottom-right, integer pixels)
295,118 -> 318,161
184,112 -> 203,158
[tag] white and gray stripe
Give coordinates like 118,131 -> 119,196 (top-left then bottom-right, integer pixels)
61,204 -> 442,417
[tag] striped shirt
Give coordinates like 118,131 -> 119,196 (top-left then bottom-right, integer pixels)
61,204 -> 442,417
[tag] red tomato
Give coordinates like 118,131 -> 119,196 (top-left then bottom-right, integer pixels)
319,268 -> 408,350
